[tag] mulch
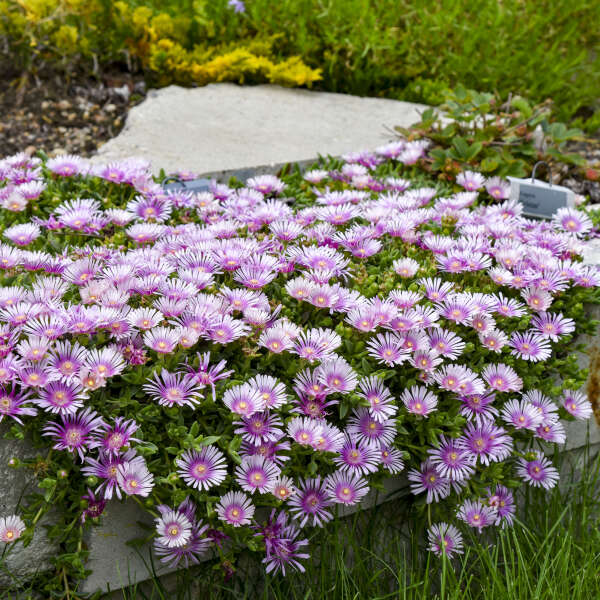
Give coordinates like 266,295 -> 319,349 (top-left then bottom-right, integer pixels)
0,72 -> 146,158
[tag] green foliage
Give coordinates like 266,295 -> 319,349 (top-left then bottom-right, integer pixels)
0,1 -> 321,88
114,448 -> 600,599
396,86 -> 587,182
1,1 -> 599,124
5,446 -> 596,599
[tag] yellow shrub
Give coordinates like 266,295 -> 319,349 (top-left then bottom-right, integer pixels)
131,6 -> 153,36
242,35 -> 282,57
113,1 -> 129,19
145,38 -> 321,89
202,48 -> 261,81
267,56 -> 323,87
149,13 -> 174,41
4,0 -> 321,92
19,0 -> 59,20
147,38 -> 193,83
52,24 -> 78,53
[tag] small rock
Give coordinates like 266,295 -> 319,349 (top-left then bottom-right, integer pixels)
57,99 -> 71,110
104,103 -> 117,113
111,85 -> 131,102
532,124 -> 546,152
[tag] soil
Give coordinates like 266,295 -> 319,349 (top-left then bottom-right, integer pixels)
0,72 -> 146,158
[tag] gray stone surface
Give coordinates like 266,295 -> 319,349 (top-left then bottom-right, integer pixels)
92,83 -> 428,175
80,476 -> 408,595
0,426 -> 56,586
80,499 -> 173,595
582,238 -> 600,266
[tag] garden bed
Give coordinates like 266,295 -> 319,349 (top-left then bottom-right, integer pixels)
2,0 -> 599,126
0,139 -> 599,597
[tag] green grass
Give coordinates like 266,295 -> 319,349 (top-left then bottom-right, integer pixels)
108,446 -> 600,600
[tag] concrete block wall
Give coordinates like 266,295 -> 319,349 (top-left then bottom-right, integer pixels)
0,428 -> 57,587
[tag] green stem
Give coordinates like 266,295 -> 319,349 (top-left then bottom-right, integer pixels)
441,552 -> 447,599
31,504 -> 46,527
62,566 -> 71,600
134,494 -> 159,518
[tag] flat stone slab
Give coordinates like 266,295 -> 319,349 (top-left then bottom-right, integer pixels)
92,84 -> 428,175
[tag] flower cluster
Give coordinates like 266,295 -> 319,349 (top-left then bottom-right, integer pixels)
0,145 -> 597,576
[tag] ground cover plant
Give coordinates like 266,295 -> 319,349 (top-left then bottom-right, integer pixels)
396,86 -> 600,204
5,450 -> 600,598
0,141 -> 599,597
397,87 -> 587,179
1,1 -> 599,126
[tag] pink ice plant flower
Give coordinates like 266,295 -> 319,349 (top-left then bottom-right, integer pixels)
0,147 -> 599,576
0,514 -> 26,543
216,491 -> 255,526
427,522 -> 463,557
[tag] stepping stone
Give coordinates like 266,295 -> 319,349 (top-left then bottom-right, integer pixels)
92,83 -> 428,175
